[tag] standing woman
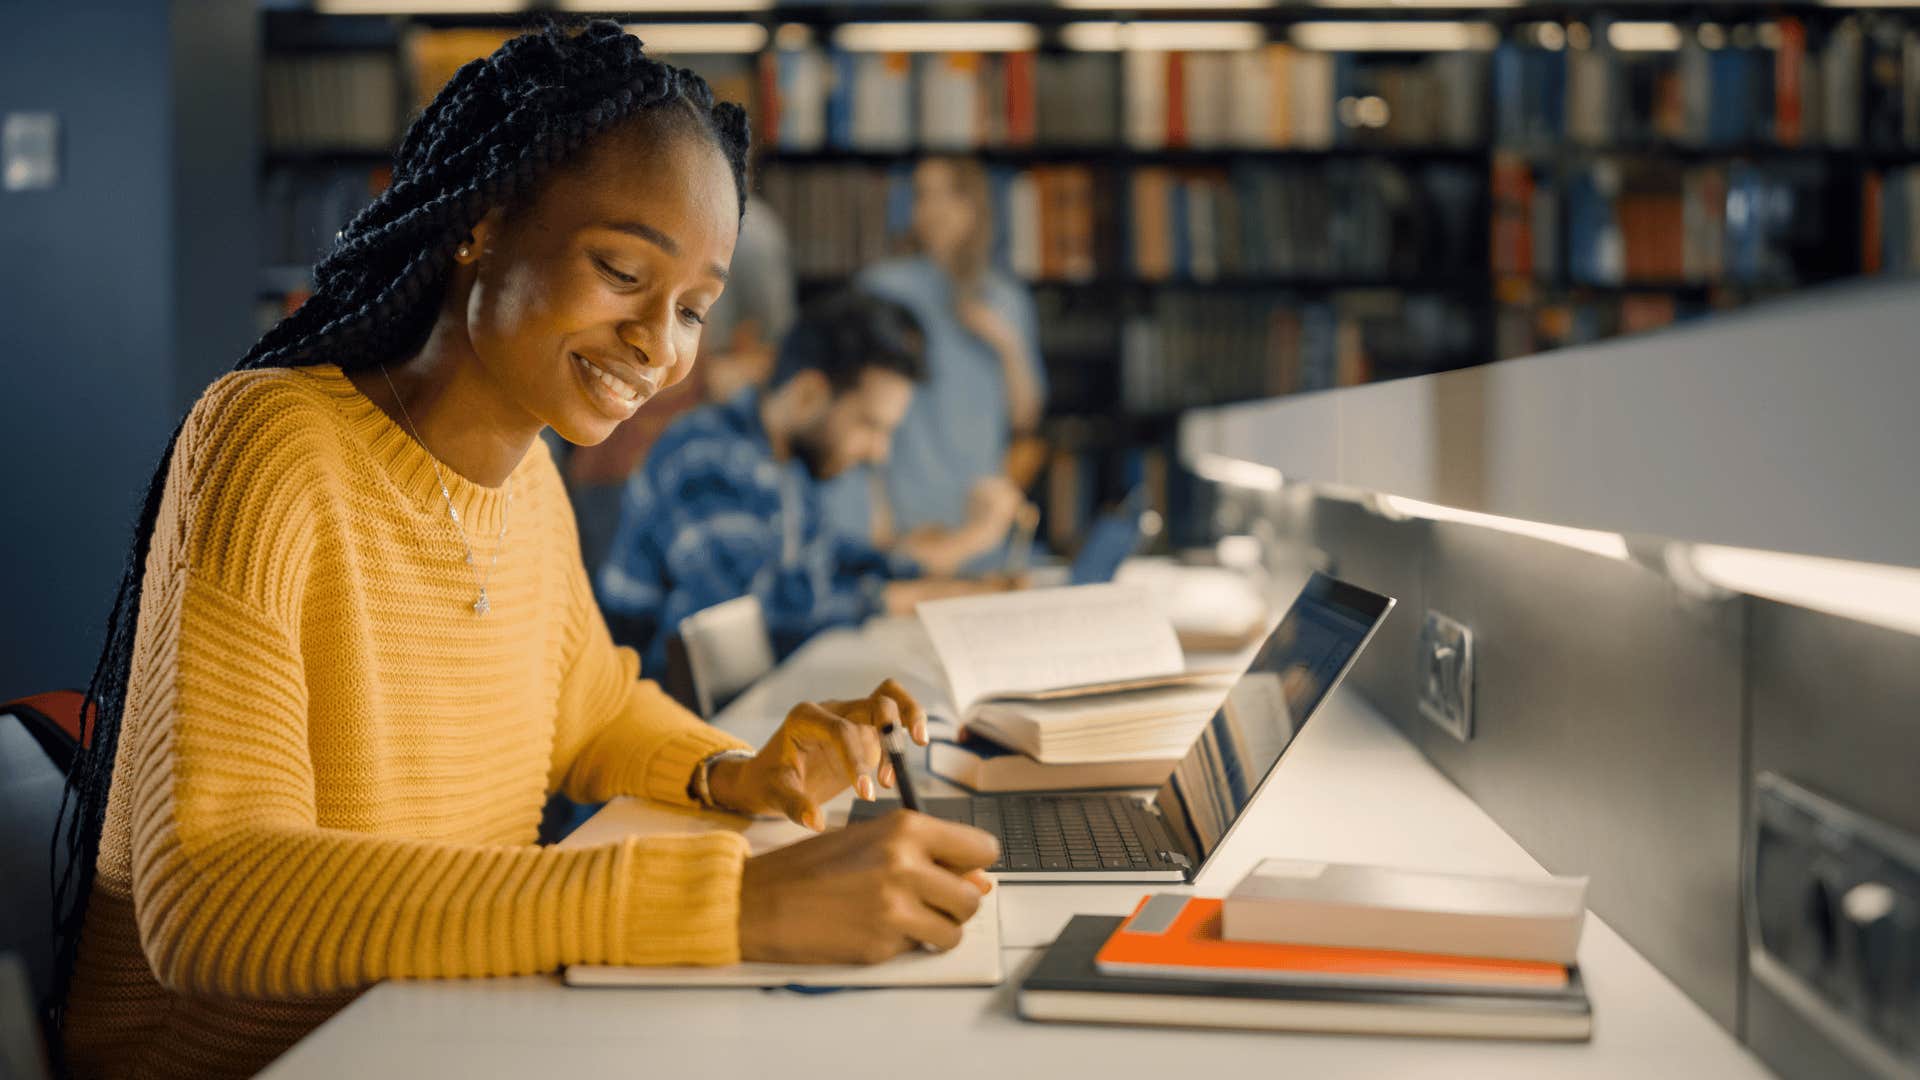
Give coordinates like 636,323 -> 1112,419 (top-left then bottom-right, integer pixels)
821,157 -> 1044,563
50,24 -> 995,1079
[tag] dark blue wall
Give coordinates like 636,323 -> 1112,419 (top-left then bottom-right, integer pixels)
0,1 -> 256,698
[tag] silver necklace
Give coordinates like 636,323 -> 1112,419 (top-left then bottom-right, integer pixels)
380,366 -> 512,616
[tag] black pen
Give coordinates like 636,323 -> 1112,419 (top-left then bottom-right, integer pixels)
880,723 -> 921,813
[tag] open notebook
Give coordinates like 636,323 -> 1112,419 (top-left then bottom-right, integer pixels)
560,797 -> 1004,989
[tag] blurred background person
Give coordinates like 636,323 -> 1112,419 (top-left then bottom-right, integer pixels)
820,156 -> 1044,569
564,193 -> 797,574
597,290 -> 1011,674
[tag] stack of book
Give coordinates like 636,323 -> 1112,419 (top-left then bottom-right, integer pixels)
754,45 -> 1487,153
1126,159 -> 1483,285
1020,860 -> 1593,1040
262,51 -> 399,151
1494,153 -> 1832,289
916,585 -> 1235,794
1493,16 -> 1882,149
1122,47 -> 1485,151
1122,291 -> 1482,413
758,48 -> 1113,151
762,159 -> 1485,290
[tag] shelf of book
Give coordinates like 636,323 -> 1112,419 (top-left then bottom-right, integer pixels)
253,5 -> 1920,528
798,274 -> 1492,294
763,147 -> 1489,167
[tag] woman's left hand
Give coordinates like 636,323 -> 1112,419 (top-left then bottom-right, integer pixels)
706,679 -> 929,830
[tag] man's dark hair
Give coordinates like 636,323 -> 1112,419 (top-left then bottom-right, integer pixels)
50,19 -> 750,1033
770,290 -> 927,393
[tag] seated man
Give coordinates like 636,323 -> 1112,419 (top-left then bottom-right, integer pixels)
597,290 -> 1019,673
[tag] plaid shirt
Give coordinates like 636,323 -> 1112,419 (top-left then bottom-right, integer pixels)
595,388 -> 915,675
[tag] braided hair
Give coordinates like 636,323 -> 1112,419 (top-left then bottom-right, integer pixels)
48,19 -> 750,1028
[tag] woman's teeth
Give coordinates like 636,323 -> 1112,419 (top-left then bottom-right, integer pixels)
575,354 -> 647,403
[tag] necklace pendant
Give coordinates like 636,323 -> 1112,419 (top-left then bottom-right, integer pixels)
473,590 -> 490,616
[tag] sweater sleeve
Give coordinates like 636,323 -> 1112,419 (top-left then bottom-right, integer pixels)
124,397 -> 748,1002
549,545 -> 752,807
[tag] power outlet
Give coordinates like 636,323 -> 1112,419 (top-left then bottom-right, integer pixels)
1416,610 -> 1474,742
1749,774 -> 1920,1075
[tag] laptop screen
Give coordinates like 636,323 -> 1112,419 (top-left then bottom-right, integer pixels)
1151,573 -> 1395,870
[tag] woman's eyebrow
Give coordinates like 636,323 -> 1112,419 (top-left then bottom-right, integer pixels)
600,219 -> 729,283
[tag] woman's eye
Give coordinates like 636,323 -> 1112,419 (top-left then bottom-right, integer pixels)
592,255 -> 637,286
680,307 -> 707,327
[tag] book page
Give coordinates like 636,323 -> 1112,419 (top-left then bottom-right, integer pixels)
916,584 -> 1187,714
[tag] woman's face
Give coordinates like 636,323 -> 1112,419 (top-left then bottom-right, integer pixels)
911,159 -> 975,269
462,118 -> 738,447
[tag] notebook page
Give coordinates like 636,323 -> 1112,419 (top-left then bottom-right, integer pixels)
564,886 -> 1002,989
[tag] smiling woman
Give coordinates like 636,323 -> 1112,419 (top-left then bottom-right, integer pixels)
50,21 -> 997,1080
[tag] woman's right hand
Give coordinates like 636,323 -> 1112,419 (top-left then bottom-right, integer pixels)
737,810 -> 999,964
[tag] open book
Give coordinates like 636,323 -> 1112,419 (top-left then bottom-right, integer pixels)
916,585 -> 1235,764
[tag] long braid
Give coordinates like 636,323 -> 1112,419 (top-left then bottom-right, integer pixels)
48,19 -> 749,1036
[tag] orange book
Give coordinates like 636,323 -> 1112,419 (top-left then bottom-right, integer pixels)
756,51 -> 780,146
1005,51 -> 1036,146
1095,895 -> 1571,995
1776,17 -> 1805,146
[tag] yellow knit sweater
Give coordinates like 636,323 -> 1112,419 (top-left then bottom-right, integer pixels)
62,364 -> 753,1079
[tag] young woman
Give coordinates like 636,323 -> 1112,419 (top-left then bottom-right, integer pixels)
50,24 -> 996,1079
820,156 -> 1045,563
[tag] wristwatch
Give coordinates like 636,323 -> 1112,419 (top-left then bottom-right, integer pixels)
688,749 -> 755,809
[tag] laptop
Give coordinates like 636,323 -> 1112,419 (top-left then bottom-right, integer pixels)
850,572 -> 1396,882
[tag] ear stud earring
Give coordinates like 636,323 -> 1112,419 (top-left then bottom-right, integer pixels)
456,243 -> 472,260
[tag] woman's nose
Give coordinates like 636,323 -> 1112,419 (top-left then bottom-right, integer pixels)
617,321 -> 672,369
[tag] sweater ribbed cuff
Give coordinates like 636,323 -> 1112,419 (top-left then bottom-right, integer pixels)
638,726 -> 753,808
611,831 -> 750,966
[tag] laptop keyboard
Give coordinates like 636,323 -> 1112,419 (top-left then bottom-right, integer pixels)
968,795 -> 1162,872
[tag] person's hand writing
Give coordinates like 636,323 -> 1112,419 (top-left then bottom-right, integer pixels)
738,810 -> 999,963
707,679 -> 929,830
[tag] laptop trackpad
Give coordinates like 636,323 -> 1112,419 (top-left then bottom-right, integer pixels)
846,797 -> 972,825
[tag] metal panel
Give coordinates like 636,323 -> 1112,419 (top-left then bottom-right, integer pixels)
1304,496 -> 1749,1031
1745,599 -> 1920,1079
1187,277 -> 1920,571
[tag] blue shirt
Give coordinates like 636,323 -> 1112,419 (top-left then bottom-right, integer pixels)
818,257 -> 1046,541
595,389 -> 915,675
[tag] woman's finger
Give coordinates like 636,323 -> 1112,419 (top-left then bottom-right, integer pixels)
895,901 -> 967,954
869,692 -> 902,737
906,864 -> 986,926
871,678 -> 930,745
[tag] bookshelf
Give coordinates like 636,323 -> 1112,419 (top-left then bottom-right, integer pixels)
258,3 -> 1920,548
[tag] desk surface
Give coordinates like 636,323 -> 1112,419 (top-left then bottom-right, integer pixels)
262,616 -> 1771,1080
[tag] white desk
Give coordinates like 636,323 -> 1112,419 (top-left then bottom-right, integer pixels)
263,618 -> 1772,1079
